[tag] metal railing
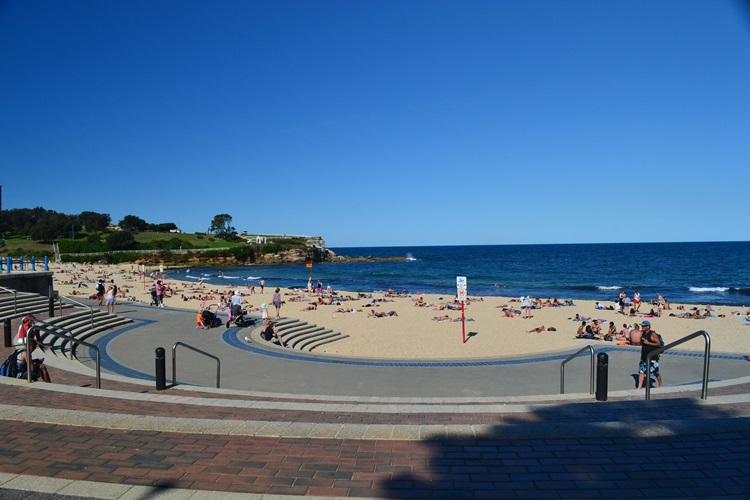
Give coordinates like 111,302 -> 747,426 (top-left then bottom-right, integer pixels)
560,345 -> 596,395
30,320 -> 102,388
0,286 -> 19,315
645,329 -> 711,400
172,342 -> 220,388
58,296 -> 95,331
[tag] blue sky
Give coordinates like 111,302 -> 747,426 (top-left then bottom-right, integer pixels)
2,0 -> 749,247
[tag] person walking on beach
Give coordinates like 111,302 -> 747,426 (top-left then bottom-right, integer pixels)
633,290 -> 641,312
273,288 -> 282,319
521,295 -> 532,319
636,320 -> 664,389
259,278 -> 265,294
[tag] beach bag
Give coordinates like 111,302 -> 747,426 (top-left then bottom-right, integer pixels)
0,350 -> 21,378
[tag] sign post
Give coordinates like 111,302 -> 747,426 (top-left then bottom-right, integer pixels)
456,276 -> 467,344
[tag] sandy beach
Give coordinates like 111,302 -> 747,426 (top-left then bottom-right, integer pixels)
50,262 -> 750,359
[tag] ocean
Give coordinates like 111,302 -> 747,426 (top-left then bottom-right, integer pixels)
171,242 -> 750,307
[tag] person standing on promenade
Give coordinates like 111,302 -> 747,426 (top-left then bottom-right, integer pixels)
105,285 -> 115,314
155,280 -> 165,307
96,279 -> 105,306
110,279 -> 118,304
636,320 -> 664,389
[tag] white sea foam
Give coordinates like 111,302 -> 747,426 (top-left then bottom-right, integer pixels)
406,253 -> 417,261
597,286 -> 621,290
246,276 -> 262,280
689,287 -> 729,293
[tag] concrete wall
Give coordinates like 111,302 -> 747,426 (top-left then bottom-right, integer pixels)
0,272 -> 54,297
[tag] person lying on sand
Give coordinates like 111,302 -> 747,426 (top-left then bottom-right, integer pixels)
368,310 -> 398,318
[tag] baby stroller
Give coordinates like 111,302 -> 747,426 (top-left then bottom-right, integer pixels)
200,309 -> 222,329
227,304 -> 255,328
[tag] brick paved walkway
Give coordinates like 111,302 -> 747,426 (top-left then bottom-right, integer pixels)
2,319 -> 750,497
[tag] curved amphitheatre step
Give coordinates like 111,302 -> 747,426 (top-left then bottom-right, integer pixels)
251,318 -> 350,352
0,293 -> 54,321
38,307 -> 133,354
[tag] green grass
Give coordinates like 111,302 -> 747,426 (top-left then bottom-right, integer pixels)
1,236 -> 53,255
133,232 -> 240,248
1,232 -> 242,256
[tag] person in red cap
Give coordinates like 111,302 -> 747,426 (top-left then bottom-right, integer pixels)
16,316 -> 48,350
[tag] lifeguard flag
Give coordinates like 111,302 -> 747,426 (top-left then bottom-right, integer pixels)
306,260 -> 312,268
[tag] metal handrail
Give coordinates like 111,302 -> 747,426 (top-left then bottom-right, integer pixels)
560,345 -> 596,395
645,329 -> 711,400
27,320 -> 102,388
58,296 -> 95,331
172,342 -> 220,388
0,286 -> 18,315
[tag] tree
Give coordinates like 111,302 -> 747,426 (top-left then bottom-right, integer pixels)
77,211 -> 111,232
119,215 -> 148,233
209,214 -> 236,240
106,231 -> 137,251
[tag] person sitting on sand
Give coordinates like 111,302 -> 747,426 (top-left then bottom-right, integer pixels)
576,321 -> 596,339
605,321 -> 617,341
591,319 -> 602,338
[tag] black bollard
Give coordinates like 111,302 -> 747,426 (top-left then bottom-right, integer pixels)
595,352 -> 609,401
48,285 -> 55,318
155,347 -> 166,390
4,319 -> 11,348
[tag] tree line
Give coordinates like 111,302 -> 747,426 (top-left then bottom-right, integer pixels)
0,208 -> 180,242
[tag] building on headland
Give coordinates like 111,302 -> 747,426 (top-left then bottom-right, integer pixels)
241,234 -> 326,249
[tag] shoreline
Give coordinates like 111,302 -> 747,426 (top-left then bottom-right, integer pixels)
49,262 -> 750,360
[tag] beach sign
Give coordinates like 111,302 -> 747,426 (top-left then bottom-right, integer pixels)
457,276 -> 467,344
456,276 -> 467,302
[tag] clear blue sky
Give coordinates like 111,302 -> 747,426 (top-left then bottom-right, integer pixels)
2,1 -> 749,247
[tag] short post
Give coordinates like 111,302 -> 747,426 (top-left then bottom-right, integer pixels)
595,352 -> 608,401
4,319 -> 11,348
6,257 -> 11,274
19,256 -> 23,271
47,284 -> 55,317
155,347 -> 166,390
31,256 -> 36,271
44,255 -> 49,271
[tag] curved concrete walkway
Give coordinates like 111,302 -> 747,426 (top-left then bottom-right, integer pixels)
0,300 -> 749,498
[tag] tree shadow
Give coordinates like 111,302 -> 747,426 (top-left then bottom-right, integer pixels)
380,396 -> 750,498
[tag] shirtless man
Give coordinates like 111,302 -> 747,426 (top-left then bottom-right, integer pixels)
630,323 -> 643,345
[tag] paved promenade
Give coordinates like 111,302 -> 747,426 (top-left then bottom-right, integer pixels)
0,301 -> 749,498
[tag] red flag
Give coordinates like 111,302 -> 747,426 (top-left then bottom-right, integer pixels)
306,260 -> 312,268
